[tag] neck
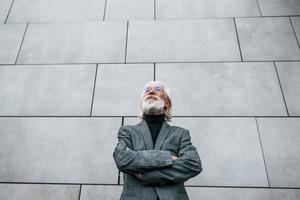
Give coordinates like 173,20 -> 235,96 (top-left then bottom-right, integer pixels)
143,112 -> 165,121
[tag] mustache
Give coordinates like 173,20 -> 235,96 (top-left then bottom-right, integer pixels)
144,95 -> 160,101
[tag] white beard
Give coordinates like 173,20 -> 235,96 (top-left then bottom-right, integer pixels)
142,96 -> 165,115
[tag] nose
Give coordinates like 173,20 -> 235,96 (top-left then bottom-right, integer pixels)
145,87 -> 156,94
148,90 -> 156,94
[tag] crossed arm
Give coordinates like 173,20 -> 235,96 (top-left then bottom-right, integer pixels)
113,126 -> 203,186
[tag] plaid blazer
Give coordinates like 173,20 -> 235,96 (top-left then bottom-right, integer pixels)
113,119 -> 203,200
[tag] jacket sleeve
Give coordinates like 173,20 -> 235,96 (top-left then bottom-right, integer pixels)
141,129 -> 203,186
113,126 -> 173,174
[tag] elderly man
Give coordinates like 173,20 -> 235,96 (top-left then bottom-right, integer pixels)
113,81 -> 203,200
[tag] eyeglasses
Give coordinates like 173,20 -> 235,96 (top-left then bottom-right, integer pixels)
144,85 -> 163,94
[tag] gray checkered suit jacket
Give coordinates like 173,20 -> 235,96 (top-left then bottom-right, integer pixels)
113,119 -> 203,200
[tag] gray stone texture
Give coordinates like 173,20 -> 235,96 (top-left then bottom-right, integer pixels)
0,65 -> 95,116
0,184 -> 80,200
0,117 -> 121,183
126,19 -> 241,62
236,17 -> 300,61
291,17 -> 300,44
156,0 -> 261,19
80,185 -> 123,200
258,0 -> 300,16
186,187 -> 300,200
0,0 -> 299,198
6,0 -> 106,23
0,24 -> 26,64
0,0 -> 13,23
257,118 -> 300,187
17,21 -> 127,64
156,62 -> 286,116
81,185 -> 300,200
92,63 -> 154,116
276,62 -> 300,116
170,117 -> 268,186
105,0 -> 154,20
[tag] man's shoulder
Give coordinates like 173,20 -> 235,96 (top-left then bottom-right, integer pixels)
118,123 -> 140,132
119,124 -> 136,130
168,124 -> 189,133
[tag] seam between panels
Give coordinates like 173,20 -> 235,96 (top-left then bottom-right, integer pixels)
124,21 -> 129,63
15,23 -> 29,64
90,64 -> 99,116
4,0 -> 15,24
273,62 -> 290,116
255,117 -> 271,187
233,18 -> 243,62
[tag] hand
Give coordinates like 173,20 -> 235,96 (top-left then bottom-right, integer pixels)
171,155 -> 178,160
133,172 -> 143,180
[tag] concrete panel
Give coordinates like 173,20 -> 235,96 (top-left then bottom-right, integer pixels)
0,65 -> 95,116
0,24 -> 26,64
81,185 -> 123,200
186,187 -> 300,200
170,117 -> 268,186
276,62 -> 300,116
156,0 -> 260,19
291,17 -> 300,44
0,184 -> 79,200
258,0 -> 300,16
17,21 -> 127,64
156,62 -> 286,116
236,17 -> 300,61
0,0 -> 13,23
92,64 -> 154,116
0,117 -> 121,183
105,0 -> 154,20
257,118 -> 300,187
7,0 -> 105,23
80,184 -> 300,200
126,19 -> 241,62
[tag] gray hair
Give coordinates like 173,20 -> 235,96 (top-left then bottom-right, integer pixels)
138,81 -> 173,122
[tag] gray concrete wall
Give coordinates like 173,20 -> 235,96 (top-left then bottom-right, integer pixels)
0,0 -> 300,199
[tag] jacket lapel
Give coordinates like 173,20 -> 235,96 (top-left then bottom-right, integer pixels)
139,119 -> 154,150
138,119 -> 171,150
154,121 -> 171,150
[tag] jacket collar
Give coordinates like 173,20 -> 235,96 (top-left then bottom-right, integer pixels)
138,119 -> 171,150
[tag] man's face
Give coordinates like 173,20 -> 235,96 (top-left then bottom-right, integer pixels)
143,83 -> 166,102
141,84 -> 170,115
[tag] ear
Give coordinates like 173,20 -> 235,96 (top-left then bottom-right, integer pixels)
164,98 -> 170,108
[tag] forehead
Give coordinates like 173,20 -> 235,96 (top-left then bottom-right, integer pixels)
145,83 -> 163,88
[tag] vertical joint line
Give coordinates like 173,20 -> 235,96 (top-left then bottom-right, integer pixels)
273,62 -> 290,116
255,0 -> 263,17
90,64 -> 99,116
154,0 -> 156,20
118,116 -> 125,184
4,0 -> 15,24
103,0 -> 107,21
154,63 -> 156,81
125,21 -> 129,63
255,118 -> 270,188
289,16 -> 300,50
15,23 -> 29,64
233,18 -> 243,62
118,170 -> 121,185
78,184 -> 82,200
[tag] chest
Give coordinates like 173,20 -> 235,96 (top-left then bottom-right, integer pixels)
131,130 -> 181,155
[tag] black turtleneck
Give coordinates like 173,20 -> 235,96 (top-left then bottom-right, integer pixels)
143,113 -> 165,146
